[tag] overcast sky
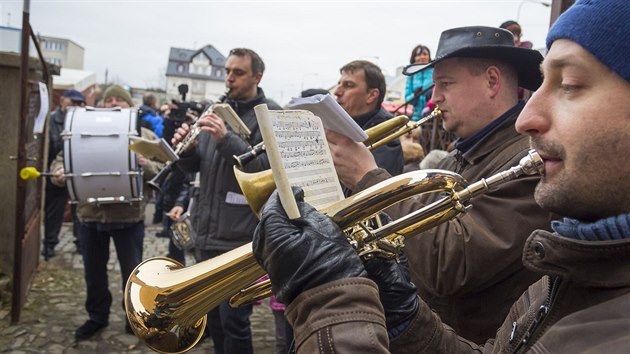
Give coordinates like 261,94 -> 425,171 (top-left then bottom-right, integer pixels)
1,0 -> 552,105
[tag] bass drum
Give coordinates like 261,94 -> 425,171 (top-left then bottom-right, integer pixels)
63,107 -> 142,204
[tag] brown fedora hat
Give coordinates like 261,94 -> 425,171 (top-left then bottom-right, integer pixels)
403,26 -> 543,91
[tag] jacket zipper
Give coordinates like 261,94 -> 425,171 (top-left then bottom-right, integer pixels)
513,275 -> 560,353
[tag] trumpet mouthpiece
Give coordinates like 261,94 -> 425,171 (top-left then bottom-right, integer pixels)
20,167 -> 42,180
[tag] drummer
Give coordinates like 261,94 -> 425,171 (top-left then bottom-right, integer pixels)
50,84 -> 162,340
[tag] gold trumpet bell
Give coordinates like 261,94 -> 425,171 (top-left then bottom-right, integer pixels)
233,167 -> 276,218
125,244 -> 265,353
125,258 -> 204,353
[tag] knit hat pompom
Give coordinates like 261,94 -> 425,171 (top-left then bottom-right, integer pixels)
546,0 -> 630,84
103,85 -> 134,106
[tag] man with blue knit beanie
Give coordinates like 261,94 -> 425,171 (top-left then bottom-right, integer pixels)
249,0 -> 630,352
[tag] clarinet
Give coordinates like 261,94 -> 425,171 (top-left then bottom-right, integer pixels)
173,92 -> 229,155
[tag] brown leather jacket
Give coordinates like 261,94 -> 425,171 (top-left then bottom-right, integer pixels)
354,111 -> 554,343
286,230 -> 630,353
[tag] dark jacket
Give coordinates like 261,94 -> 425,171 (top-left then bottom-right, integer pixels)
178,88 -> 281,252
47,107 -> 67,191
354,108 -> 554,343
286,229 -> 630,353
48,107 -> 66,167
345,107 -> 403,196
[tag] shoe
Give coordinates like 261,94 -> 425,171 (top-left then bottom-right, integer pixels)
41,246 -> 55,261
75,320 -> 107,340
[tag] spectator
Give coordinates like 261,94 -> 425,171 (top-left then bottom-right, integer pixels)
405,45 -> 434,121
500,20 -> 534,49
42,89 -> 85,260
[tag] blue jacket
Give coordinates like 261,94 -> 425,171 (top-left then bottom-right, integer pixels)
138,105 -> 164,138
405,68 -> 434,121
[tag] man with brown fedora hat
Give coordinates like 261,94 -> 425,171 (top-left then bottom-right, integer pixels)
323,25 -> 554,343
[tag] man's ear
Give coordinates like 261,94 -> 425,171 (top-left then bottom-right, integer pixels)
486,66 -> 501,98
254,72 -> 263,85
366,88 -> 380,106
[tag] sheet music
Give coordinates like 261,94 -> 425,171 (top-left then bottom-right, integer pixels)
286,94 -> 368,142
212,103 -> 251,137
129,137 -> 179,162
268,110 -> 344,210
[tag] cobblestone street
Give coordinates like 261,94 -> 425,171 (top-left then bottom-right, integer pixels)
0,205 -> 278,354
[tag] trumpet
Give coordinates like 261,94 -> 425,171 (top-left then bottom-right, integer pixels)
233,107 -> 443,167
125,149 -> 543,354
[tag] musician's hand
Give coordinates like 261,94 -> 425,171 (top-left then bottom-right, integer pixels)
326,129 -> 378,190
136,154 -> 148,167
253,187 -> 366,305
364,250 -> 419,337
172,122 -> 190,146
159,104 -> 171,118
51,167 -> 65,187
197,112 -> 227,142
167,206 -> 184,221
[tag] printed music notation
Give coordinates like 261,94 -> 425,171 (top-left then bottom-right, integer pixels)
286,94 -> 368,142
254,104 -> 344,217
271,109 -> 344,210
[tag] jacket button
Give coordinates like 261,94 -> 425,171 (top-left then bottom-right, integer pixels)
533,241 -> 545,258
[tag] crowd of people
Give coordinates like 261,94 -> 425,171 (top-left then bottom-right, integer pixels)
38,0 -> 629,353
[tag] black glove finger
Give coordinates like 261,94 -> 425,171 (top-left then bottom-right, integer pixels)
259,187 -> 305,220
253,186 -> 367,304
364,250 -> 418,329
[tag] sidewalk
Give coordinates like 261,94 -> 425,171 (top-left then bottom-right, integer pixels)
0,206 -> 278,354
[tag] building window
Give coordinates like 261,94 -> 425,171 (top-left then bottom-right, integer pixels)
191,54 -> 211,76
44,40 -> 65,52
177,64 -> 184,73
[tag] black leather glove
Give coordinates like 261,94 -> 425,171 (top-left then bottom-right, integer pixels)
253,187 -> 367,305
364,249 -> 419,337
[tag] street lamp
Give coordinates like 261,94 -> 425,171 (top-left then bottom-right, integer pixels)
517,0 -> 551,22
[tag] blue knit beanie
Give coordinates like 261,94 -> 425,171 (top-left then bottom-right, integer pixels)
547,0 -> 630,84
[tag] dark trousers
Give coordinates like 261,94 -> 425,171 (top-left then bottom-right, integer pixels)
44,186 -> 67,248
195,248 -> 254,354
79,221 -> 144,325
